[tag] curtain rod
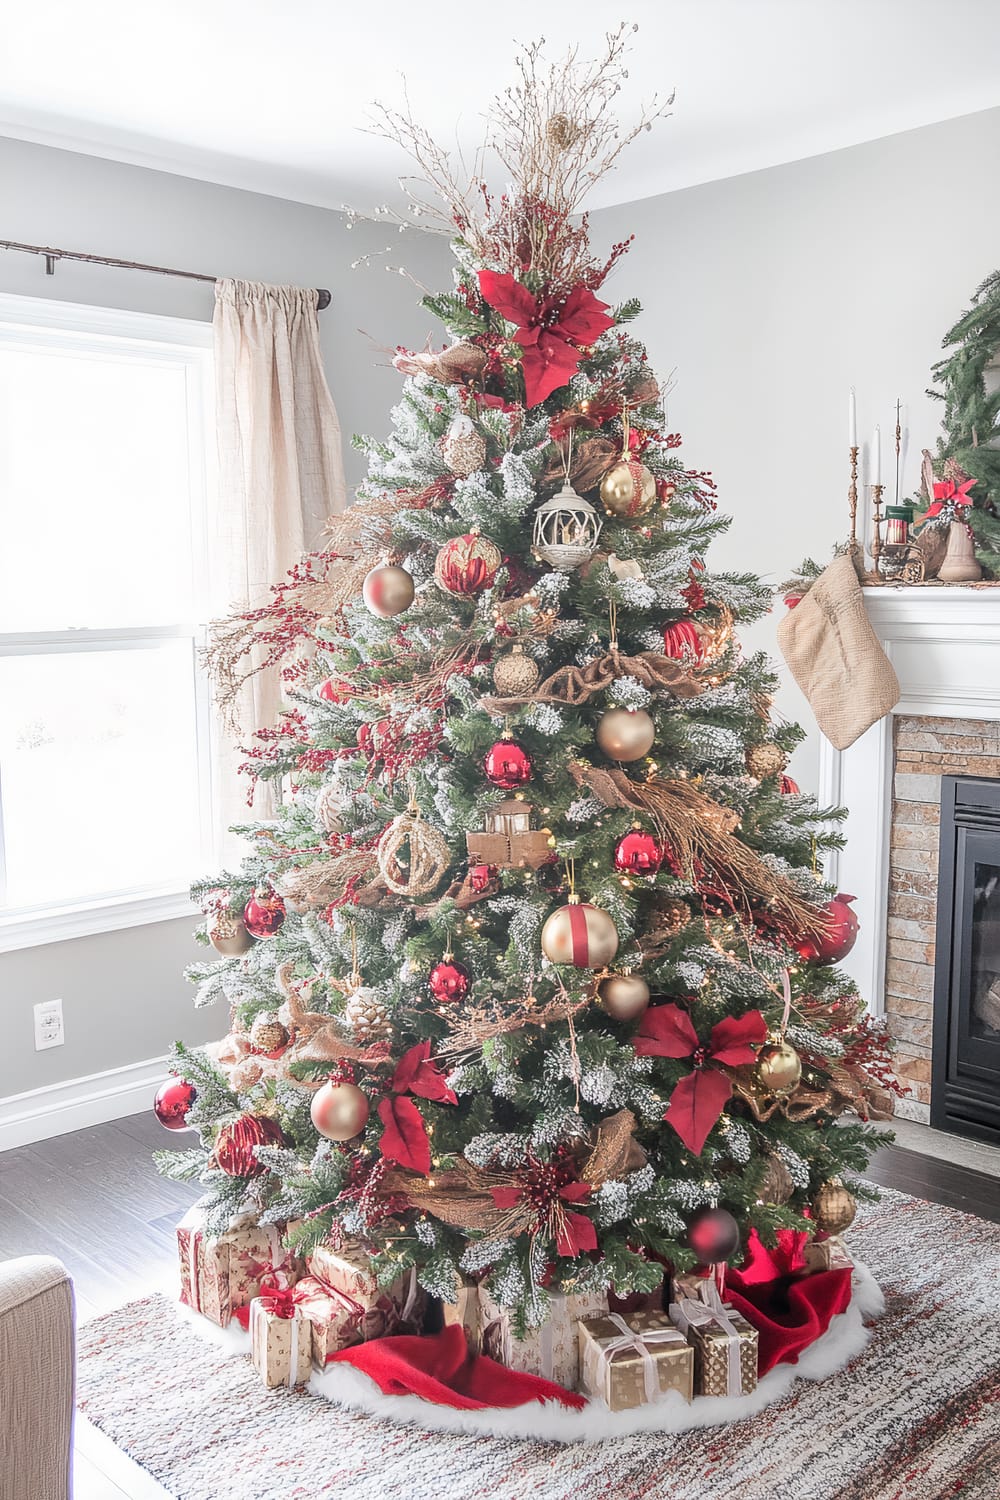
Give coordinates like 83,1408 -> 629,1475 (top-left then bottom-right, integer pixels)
0,238 -> 332,309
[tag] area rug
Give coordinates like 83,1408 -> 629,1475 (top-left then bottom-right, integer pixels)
77,1188 -> 1000,1500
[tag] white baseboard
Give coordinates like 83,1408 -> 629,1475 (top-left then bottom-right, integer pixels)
0,1054 -> 167,1152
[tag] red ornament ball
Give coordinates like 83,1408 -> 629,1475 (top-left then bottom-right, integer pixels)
469,863 -> 496,893
796,892 -> 860,964
687,1207 -> 742,1265
613,829 -> 664,876
214,1113 -> 285,1177
428,959 -> 471,1004
153,1077 -> 197,1132
434,533 -> 502,596
779,774 -> 800,795
484,738 -> 532,789
662,618 -> 705,663
243,888 -> 286,940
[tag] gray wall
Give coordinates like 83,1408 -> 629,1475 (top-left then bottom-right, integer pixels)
592,104 -> 1000,789
0,135 -> 451,1098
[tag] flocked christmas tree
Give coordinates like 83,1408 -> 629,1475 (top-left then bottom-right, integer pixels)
156,29 -> 902,1333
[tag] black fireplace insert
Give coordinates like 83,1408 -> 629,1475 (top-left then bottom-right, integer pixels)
931,774 -> 1000,1144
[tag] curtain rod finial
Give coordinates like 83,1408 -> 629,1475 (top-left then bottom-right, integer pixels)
317,289 -> 331,311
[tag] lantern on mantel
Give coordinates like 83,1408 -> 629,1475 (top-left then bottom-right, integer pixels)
532,482 -> 603,570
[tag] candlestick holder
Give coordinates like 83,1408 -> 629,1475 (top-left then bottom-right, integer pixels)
847,445 -> 860,557
868,483 -> 885,582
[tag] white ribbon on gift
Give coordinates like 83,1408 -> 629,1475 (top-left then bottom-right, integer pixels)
669,1283 -> 744,1397
598,1313 -> 690,1405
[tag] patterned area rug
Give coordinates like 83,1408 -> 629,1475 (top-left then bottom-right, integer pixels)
77,1188 -> 1000,1500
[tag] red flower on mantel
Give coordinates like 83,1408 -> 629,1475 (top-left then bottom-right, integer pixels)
922,476 -> 976,520
377,1041 -> 457,1176
633,1004 -> 768,1156
478,270 -> 614,406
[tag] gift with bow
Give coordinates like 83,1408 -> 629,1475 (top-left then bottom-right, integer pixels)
578,1309 -> 694,1410
669,1280 -> 758,1398
175,1206 -> 305,1327
250,1291 -> 313,1390
478,1283 -> 609,1391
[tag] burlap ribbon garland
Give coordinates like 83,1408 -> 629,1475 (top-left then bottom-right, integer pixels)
483,645 -> 701,713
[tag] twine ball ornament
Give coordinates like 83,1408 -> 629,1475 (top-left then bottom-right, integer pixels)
311,1081 -> 370,1142
532,483 -> 603,570
541,897 -> 619,969
596,707 -> 656,762
343,986 -> 392,1044
208,910 -> 254,957
440,413 -> 487,477
598,971 -> 651,1021
545,112 -> 581,149
249,1012 -> 290,1053
362,564 -> 414,619
755,1036 -> 802,1096
758,1154 -> 795,1206
214,1114 -> 285,1177
600,456 -> 656,519
811,1178 -> 857,1235
230,1057 -> 265,1092
492,644 -> 540,696
152,1078 -> 197,1132
434,533 -> 503,596
746,743 -> 788,781
377,810 -> 451,898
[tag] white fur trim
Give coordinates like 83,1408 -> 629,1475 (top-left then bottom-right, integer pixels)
305,1261 -> 884,1444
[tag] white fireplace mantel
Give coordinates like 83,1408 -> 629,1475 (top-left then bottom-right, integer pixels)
817,586 -> 1000,1016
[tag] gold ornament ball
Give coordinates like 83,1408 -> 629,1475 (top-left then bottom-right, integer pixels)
755,1038 -> 802,1096
208,914 -> 254,957
362,564 -> 414,619
441,427 -> 487,479
811,1178 -> 857,1235
541,901 -> 619,969
758,1154 -> 794,1206
249,1013 -> 290,1053
746,743 -> 788,780
310,1081 -> 370,1142
598,971 -> 651,1021
595,707 -> 656,762
600,458 -> 656,519
492,644 -> 540,697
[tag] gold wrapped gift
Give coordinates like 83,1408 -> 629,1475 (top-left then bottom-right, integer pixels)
669,1287 -> 758,1398
802,1234 -> 853,1274
479,1286 -> 608,1390
579,1310 -> 694,1411
250,1298 -> 312,1389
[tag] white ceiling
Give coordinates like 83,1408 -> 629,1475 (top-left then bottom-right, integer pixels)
2,0 -> 1000,213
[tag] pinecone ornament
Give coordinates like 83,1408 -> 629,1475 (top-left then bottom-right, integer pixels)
343,986 -> 392,1044
250,1012 -> 290,1053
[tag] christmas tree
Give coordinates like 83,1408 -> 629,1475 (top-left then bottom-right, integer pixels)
157,29 -> 900,1340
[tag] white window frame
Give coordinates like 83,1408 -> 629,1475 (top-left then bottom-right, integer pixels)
0,293 -> 217,952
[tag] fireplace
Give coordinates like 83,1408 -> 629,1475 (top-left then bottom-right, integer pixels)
931,775 -> 1000,1144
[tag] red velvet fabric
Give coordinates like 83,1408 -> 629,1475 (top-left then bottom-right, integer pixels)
327,1322 -> 586,1410
704,1229 -> 853,1375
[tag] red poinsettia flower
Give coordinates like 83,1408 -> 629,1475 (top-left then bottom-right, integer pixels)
477,270 -> 615,407
923,476 -> 976,519
490,1154 -> 598,1257
633,1004 -> 768,1155
377,1040 -> 457,1176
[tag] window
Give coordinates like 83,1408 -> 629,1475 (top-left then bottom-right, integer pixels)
0,295 -> 216,950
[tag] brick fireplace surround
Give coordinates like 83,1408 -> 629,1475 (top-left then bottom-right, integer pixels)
817,587 -> 1000,1127
886,716 -> 1000,1112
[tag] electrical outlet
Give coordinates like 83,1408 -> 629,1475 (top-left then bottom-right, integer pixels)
34,998 -> 64,1051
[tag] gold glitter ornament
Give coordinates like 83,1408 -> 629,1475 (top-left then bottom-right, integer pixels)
249,1013 -> 290,1053
440,413 -> 487,477
492,644 -> 540,696
208,911 -> 254,957
811,1178 -> 857,1235
746,743 -> 788,780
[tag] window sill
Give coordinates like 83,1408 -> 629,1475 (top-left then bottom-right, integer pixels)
0,888 -> 199,954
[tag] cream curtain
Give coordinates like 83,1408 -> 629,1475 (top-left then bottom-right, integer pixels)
211,279 -> 347,839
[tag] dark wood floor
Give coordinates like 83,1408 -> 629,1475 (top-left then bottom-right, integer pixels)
1,1115 -> 998,1497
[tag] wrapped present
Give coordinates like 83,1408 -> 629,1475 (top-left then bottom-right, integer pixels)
176,1206 -> 304,1327
249,1290 -> 312,1389
305,1241 -> 425,1353
441,1275 -> 482,1355
579,1309 -> 693,1411
479,1285 -> 608,1391
802,1234 -> 853,1274
669,1270 -> 715,1308
669,1283 -> 758,1398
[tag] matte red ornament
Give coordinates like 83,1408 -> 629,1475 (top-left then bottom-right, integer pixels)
687,1206 -> 742,1265
796,892 -> 860,964
152,1077 -> 196,1132
661,618 -> 705,663
214,1113 -> 285,1177
469,863 -> 495,892
779,774 -> 800,795
428,959 -> 471,1004
483,738 -> 532,789
243,887 -> 286,940
613,829 -> 664,876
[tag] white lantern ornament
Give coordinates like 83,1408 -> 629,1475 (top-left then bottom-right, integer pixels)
532,481 -> 603,571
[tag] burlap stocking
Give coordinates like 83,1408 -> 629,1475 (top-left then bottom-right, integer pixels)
777,553 -> 899,750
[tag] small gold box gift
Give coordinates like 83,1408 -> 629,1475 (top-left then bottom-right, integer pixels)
578,1310 -> 694,1411
669,1288 -> 758,1398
